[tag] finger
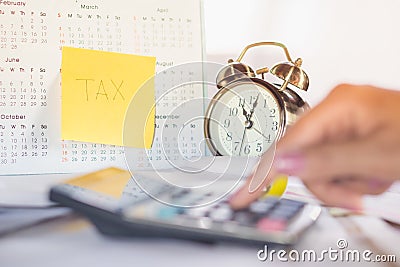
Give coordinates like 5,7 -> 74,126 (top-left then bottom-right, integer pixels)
229,167 -> 280,210
277,84 -> 364,154
229,141 -> 277,209
248,141 -> 276,193
303,180 -> 364,211
302,175 -> 393,211
330,177 -> 393,196
274,137 -> 383,183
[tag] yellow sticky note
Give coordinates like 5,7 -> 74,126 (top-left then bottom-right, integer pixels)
61,47 -> 156,148
65,167 -> 131,198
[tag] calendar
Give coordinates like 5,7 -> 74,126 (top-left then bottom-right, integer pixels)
0,0 -> 205,175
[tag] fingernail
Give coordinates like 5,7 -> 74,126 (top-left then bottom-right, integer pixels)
343,204 -> 363,213
274,152 -> 304,175
368,178 -> 385,190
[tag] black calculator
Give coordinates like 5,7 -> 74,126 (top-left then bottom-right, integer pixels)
49,167 -> 321,246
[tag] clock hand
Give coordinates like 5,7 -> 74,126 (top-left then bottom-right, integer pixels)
238,127 -> 247,156
241,103 -> 249,120
248,93 -> 260,120
252,126 -> 272,141
253,93 -> 260,109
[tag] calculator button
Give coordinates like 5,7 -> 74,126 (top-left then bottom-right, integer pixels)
157,206 -> 183,219
208,205 -> 233,222
278,199 -> 305,209
184,206 -> 210,217
232,211 -> 260,226
170,189 -> 191,199
260,197 -> 280,205
249,200 -> 275,214
257,218 -> 287,232
278,204 -> 303,214
267,208 -> 298,221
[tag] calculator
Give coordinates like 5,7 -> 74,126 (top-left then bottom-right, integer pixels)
49,167 -> 321,246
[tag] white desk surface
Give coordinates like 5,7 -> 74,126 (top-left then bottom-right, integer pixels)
0,175 -> 399,267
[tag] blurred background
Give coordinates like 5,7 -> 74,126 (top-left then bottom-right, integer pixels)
203,0 -> 400,106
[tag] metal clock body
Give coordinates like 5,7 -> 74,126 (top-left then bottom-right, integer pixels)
204,42 -> 310,157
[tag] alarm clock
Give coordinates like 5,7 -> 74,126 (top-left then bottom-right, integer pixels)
204,42 -> 309,157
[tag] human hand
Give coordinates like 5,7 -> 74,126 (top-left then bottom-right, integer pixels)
230,84 -> 400,210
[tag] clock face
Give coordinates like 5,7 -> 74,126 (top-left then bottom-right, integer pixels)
205,81 -> 283,157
